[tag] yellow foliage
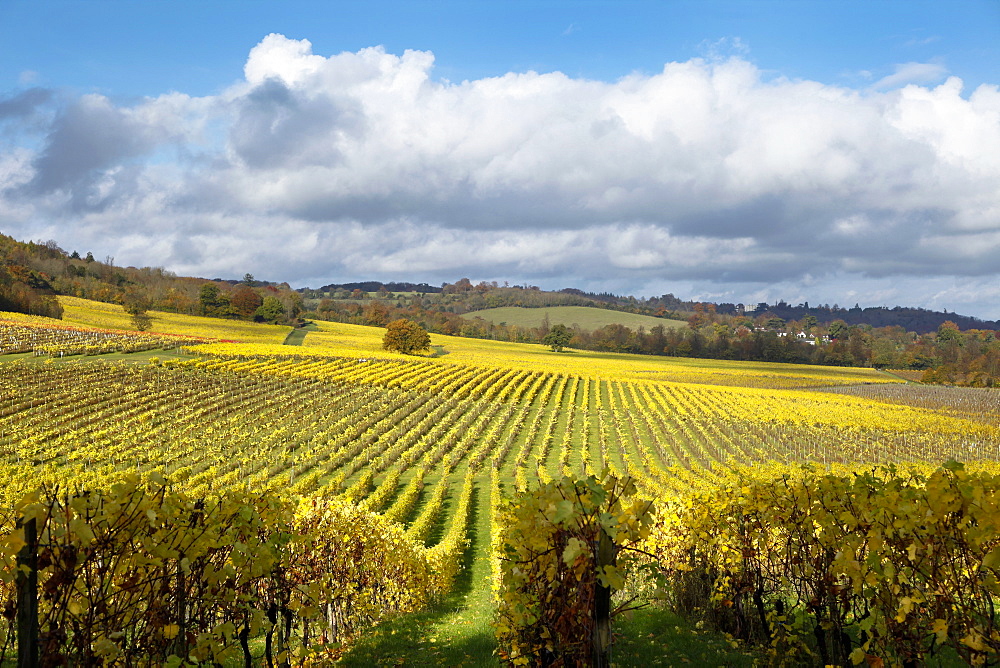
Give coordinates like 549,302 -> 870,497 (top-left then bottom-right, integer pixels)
57,295 -> 291,343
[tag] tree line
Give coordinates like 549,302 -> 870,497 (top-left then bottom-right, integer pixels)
306,277 -> 1000,336
309,297 -> 1000,387
0,234 -> 305,326
2,236 -> 997,385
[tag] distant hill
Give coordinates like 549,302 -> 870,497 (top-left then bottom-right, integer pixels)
731,301 -> 1000,335
462,306 -> 686,332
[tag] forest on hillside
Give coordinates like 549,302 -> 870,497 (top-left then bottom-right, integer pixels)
0,234 -> 305,325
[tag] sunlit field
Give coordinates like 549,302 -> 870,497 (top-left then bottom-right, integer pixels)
191,316 -> 902,389
3,300 -> 999,665
6,306 -> 993,514
58,294 -> 292,344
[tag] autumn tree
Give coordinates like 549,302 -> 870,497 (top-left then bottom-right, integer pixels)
231,286 -> 263,319
123,292 -> 153,331
382,319 -> 430,355
542,323 -> 572,352
936,320 -> 961,342
287,291 -> 304,320
687,303 -> 708,329
363,301 -> 391,326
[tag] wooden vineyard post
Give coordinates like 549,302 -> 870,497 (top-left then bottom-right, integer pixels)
592,526 -> 614,668
174,553 -> 188,659
16,517 -> 38,668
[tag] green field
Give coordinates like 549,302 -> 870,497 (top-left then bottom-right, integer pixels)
461,305 -> 686,331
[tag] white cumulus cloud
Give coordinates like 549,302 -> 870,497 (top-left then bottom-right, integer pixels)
2,35 -> 1000,319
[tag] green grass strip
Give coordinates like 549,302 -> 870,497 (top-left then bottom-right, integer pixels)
283,321 -> 318,345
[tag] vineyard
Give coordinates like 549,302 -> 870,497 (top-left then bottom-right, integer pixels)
2,301 -> 1000,665
0,314 -> 207,357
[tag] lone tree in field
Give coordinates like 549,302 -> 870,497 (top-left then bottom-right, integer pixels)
123,293 -> 152,331
383,319 -> 431,355
542,323 -> 572,352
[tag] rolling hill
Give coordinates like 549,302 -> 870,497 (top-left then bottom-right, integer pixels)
460,305 -> 687,332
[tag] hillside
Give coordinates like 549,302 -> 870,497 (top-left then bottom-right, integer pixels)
461,305 -> 687,331
4,231 -> 997,336
50,296 -> 880,389
0,232 -> 306,326
2,303 -> 999,664
57,295 -> 292,344
1,232 -> 999,383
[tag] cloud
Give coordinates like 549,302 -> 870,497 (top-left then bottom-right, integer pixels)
0,87 -> 52,120
244,33 -> 328,87
2,35 -> 1000,318
228,77 -> 364,169
904,35 -> 940,47
870,61 -> 948,90
698,37 -> 750,62
24,95 -> 154,196
14,90 -> 209,211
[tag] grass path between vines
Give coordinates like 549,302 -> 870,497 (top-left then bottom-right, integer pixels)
336,473 -> 764,667
337,474 -> 497,666
283,322 -> 318,346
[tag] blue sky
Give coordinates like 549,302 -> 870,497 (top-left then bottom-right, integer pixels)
2,0 -> 1000,319
5,1 -> 997,95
